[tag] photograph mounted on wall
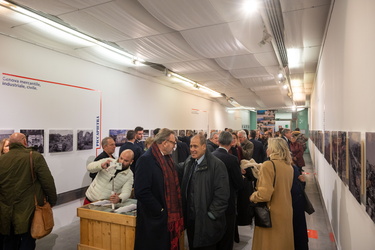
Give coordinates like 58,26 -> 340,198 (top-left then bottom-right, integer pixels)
49,130 -> 73,153
337,131 -> 348,184
318,131 -> 323,154
109,129 -> 127,146
348,132 -> 361,203
20,129 -> 44,153
324,131 -> 331,165
77,130 -> 93,150
143,129 -> 150,141
0,129 -> 14,141
365,132 -> 375,223
331,131 -> 338,172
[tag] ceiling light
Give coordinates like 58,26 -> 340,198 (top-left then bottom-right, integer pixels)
283,84 -> 288,89
243,0 -> 259,13
287,48 -> 302,68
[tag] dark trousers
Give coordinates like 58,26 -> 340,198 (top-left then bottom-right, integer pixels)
216,213 -> 236,250
186,220 -> 217,250
3,231 -> 36,250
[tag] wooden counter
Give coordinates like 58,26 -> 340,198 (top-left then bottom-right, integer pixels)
77,200 -> 137,250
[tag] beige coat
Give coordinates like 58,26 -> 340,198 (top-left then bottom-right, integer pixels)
250,158 -> 294,250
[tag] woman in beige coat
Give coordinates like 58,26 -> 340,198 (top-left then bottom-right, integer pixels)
250,137 -> 294,250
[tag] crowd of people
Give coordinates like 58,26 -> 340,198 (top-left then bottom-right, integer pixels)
0,126 -> 309,250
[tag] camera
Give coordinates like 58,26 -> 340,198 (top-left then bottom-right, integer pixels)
110,161 -> 122,170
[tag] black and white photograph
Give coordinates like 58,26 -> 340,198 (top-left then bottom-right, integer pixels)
348,132 -> 361,203
0,129 -> 14,140
337,131 -> 348,184
109,129 -> 127,146
20,129 -> 44,153
77,129 -> 93,150
324,131 -> 331,165
49,129 -> 73,153
365,132 -> 375,223
143,129 -> 150,141
331,131 -> 338,172
318,130 -> 323,154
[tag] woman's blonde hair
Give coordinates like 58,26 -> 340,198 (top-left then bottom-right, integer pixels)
267,137 -> 292,165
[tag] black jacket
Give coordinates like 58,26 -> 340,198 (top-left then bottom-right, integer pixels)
212,147 -> 243,215
179,151 -> 229,248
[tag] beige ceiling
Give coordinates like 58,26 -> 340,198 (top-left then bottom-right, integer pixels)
0,0 -> 331,110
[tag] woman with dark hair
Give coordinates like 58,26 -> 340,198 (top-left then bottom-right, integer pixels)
290,134 -> 306,173
230,132 -> 244,162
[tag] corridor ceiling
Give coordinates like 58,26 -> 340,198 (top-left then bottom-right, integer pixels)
0,0 -> 331,110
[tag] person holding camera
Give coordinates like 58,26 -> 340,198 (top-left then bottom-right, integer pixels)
84,149 -> 134,205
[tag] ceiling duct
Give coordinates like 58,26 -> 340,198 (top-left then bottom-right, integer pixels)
263,0 -> 288,68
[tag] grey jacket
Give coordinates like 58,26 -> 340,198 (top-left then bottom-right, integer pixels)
179,151 -> 229,248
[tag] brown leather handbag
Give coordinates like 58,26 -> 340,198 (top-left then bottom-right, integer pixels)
29,151 -> 54,239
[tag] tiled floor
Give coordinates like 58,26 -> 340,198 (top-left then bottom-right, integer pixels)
36,153 -> 337,250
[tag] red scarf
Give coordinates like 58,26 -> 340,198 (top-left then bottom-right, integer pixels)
151,143 -> 184,250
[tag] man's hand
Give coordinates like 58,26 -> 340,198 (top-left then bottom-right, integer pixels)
101,159 -> 111,169
110,193 -> 121,204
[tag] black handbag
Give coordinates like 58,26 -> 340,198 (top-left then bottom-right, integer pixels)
253,160 -> 276,228
303,190 -> 315,215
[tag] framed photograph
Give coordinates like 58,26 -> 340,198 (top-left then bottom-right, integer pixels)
109,129 -> 128,146
77,130 -> 93,150
0,129 -> 14,140
348,132 -> 361,203
324,131 -> 331,164
331,131 -> 338,172
49,130 -> 73,153
337,131 -> 348,185
20,129 -> 44,153
143,129 -> 150,141
365,132 -> 375,222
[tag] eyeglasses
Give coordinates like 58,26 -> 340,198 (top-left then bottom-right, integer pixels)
166,140 -> 177,146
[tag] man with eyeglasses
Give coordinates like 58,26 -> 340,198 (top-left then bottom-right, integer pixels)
134,128 -> 184,250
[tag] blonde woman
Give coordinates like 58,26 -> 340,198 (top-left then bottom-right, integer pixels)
250,137 -> 294,250
0,138 -> 10,156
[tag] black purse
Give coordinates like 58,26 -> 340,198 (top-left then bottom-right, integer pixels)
253,160 -> 276,228
303,190 -> 315,215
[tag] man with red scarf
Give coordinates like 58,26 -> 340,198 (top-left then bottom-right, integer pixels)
134,128 -> 184,250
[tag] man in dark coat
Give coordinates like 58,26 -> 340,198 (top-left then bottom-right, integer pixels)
206,132 -> 219,152
89,137 -> 116,181
179,134 -> 229,249
134,129 -> 184,250
249,130 -> 266,163
212,131 -> 243,250
119,130 -> 143,173
0,133 -> 57,250
134,126 -> 145,151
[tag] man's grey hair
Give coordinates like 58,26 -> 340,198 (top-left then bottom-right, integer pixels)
218,131 -> 232,146
101,137 -> 113,147
154,128 -> 175,144
282,128 -> 291,136
210,132 -> 219,139
237,130 -> 247,137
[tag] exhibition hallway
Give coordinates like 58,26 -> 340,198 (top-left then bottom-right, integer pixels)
36,153 -> 337,250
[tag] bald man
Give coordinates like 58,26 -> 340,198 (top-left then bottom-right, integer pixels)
0,133 -> 57,249
84,149 -> 134,205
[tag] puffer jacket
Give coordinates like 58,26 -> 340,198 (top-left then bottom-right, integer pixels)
86,158 -> 133,202
180,151 -> 229,248
0,143 -> 57,235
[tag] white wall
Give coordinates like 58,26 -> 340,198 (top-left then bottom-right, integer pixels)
310,0 -> 375,249
0,34 -> 244,230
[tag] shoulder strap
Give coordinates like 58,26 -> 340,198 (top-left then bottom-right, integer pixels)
269,160 -> 276,187
29,151 -> 38,206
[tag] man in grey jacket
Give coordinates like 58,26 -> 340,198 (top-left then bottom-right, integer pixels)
179,134 -> 229,249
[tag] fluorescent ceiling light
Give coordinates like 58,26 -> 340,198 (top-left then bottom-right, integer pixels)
287,48 -> 301,68
243,0 -> 259,13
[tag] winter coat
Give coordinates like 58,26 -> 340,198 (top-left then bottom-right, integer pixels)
86,158 -> 133,202
0,144 -> 57,235
134,148 -> 171,250
290,141 -> 306,167
250,158 -> 294,250
179,151 -> 230,248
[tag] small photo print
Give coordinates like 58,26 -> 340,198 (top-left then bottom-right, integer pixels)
77,130 -> 93,150
49,130 -> 73,153
348,132 -> 361,203
20,129 -> 44,153
0,129 -> 14,140
143,129 -> 150,141
109,129 -> 128,146
366,132 -> 375,223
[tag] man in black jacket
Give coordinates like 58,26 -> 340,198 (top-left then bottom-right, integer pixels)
89,137 -> 116,181
212,131 -> 243,249
249,130 -> 266,163
180,134 -> 229,249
